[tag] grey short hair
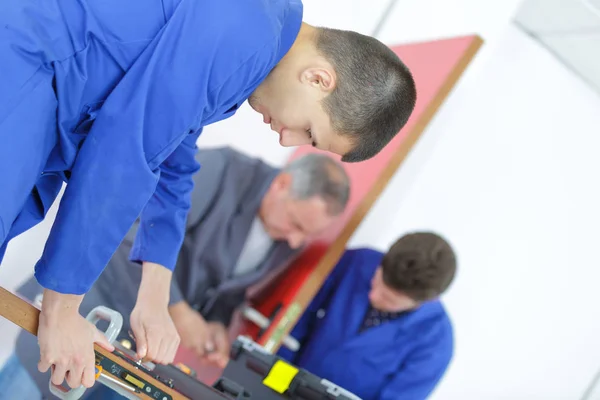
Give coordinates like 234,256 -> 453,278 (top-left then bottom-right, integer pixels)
282,154 -> 350,216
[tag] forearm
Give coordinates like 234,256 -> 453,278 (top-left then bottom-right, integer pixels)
137,262 -> 172,306
40,289 -> 84,317
130,262 -> 181,363
168,299 -> 191,317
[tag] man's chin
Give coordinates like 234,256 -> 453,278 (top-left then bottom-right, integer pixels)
368,295 -> 381,310
278,134 -> 286,146
247,96 -> 259,112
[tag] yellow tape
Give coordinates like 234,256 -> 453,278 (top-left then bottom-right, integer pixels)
262,360 -> 299,394
123,373 -> 145,390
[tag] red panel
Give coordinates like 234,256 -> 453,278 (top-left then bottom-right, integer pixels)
240,243 -> 329,339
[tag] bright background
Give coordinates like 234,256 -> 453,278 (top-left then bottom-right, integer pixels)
2,1 -> 600,398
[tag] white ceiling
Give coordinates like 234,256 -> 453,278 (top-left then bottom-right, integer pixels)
513,0 -> 600,94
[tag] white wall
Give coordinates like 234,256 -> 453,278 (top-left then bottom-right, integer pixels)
3,1 -> 600,399
353,24 -> 600,399
362,2 -> 600,397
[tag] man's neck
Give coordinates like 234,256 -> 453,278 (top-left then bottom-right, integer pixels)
250,24 -> 318,103
280,23 -> 317,64
369,303 -> 416,314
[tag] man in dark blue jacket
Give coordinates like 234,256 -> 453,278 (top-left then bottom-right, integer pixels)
278,232 -> 457,400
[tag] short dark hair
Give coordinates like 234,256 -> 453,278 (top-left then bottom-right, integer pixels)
381,232 -> 456,302
283,153 -> 350,216
315,28 -> 417,163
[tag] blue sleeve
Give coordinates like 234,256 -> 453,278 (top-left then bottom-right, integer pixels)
129,131 -> 201,270
379,327 -> 453,400
34,0 -> 275,294
277,252 -> 351,362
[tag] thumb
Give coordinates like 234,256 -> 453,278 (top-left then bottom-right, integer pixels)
93,328 -> 115,352
218,356 -> 229,369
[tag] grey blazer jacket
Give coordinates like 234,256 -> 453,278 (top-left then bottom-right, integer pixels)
14,147 -> 299,396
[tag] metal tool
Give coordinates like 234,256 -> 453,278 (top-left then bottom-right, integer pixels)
241,306 -> 300,352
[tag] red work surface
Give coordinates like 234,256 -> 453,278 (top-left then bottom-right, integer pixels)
175,35 -> 482,383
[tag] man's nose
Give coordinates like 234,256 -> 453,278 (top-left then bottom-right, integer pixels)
287,232 -> 305,249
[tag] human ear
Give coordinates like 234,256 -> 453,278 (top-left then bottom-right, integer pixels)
301,66 -> 336,93
274,172 -> 293,192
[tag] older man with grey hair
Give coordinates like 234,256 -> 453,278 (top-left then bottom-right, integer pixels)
2,146 -> 350,399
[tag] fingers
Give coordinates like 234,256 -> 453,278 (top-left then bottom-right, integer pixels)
216,356 -> 229,369
192,340 -> 206,359
214,341 -> 230,368
81,365 -> 96,388
65,355 -> 85,389
151,337 -> 166,365
38,358 -> 52,373
190,332 -> 213,359
195,339 -> 215,363
205,352 -> 228,369
215,337 -> 229,354
144,331 -> 168,365
211,325 -> 230,357
38,346 -> 57,374
131,323 -> 147,361
131,306 -> 181,364
43,352 -> 94,389
43,362 -> 95,390
154,327 -> 180,365
165,333 -> 180,364
37,309 -> 99,390
205,339 -> 215,354
50,361 -> 67,386
201,325 -> 229,368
